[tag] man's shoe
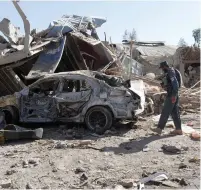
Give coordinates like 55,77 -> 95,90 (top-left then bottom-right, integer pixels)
169,130 -> 183,136
151,128 -> 162,135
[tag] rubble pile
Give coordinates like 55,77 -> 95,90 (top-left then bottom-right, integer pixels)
179,81 -> 200,111
185,65 -> 200,88
0,1 -> 122,97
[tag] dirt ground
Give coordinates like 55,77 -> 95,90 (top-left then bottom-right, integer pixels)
0,113 -> 200,189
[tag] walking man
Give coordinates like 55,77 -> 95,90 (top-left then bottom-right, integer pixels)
151,61 -> 183,135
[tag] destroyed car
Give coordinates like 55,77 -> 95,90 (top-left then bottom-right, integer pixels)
0,71 -> 143,134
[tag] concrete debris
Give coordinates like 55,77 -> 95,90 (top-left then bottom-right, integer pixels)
171,177 -> 189,186
54,141 -> 67,149
179,163 -> 188,169
22,160 -> 29,168
189,157 -> 200,163
75,167 -> 85,174
80,173 -> 88,181
142,145 -> 150,152
6,169 -> 16,175
179,178 -> 188,186
119,179 -> 134,188
151,174 -> 168,182
190,132 -> 200,141
0,18 -> 20,44
161,145 -> 185,154
28,158 -> 39,166
26,183 -> 33,189
161,180 -> 179,188
0,124 -> 43,144
69,140 -> 94,148
0,179 -> 12,188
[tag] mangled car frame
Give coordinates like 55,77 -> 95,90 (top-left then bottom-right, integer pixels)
0,71 -> 143,134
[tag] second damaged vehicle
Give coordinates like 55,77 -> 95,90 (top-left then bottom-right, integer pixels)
0,71 -> 144,134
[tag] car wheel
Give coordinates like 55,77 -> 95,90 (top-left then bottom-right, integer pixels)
85,106 -> 113,134
2,106 -> 19,124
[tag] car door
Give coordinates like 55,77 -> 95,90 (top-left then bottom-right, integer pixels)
55,78 -> 92,119
20,78 -> 60,122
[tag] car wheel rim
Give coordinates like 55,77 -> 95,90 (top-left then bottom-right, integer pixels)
88,111 -> 107,129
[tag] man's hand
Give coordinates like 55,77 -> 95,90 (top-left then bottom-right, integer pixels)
171,96 -> 176,103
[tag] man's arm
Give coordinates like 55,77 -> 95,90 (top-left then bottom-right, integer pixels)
167,69 -> 179,101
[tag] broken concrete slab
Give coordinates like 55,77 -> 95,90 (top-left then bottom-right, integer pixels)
161,180 -> 179,188
0,18 -> 20,44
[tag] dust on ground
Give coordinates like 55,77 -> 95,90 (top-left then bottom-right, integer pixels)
0,113 -> 200,189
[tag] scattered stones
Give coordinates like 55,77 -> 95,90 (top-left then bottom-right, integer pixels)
0,179 -> 12,188
172,178 -> 188,186
6,169 -> 16,175
142,171 -> 150,178
179,178 -> 188,186
114,184 -> 125,189
22,160 -> 29,168
52,168 -> 58,172
179,163 -> 188,169
119,179 -> 133,188
189,157 -> 200,163
190,132 -> 200,141
68,140 -> 94,148
54,141 -> 67,149
28,158 -> 39,166
80,173 -> 88,181
75,167 -> 85,174
161,145 -> 183,154
151,159 -> 158,164
142,145 -> 150,152
26,183 -> 33,189
181,146 -> 189,151
10,163 -> 18,168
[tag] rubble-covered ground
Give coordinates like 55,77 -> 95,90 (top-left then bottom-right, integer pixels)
0,113 -> 200,189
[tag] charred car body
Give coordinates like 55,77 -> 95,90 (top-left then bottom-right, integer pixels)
0,71 -> 142,133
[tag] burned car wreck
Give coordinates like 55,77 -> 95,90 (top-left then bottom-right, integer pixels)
0,71 -> 142,134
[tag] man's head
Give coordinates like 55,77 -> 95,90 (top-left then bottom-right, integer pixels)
159,61 -> 169,72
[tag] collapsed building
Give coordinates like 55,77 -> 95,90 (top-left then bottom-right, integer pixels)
116,40 -> 200,88
0,1 -> 124,97
173,46 -> 200,87
119,41 -> 177,76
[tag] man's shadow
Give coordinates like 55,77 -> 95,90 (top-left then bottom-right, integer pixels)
101,135 -> 171,154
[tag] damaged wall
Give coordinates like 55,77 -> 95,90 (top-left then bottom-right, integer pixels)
173,47 -> 200,87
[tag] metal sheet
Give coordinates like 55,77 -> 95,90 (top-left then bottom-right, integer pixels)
26,36 -> 66,79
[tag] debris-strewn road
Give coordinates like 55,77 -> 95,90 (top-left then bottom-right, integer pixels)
0,113 -> 200,189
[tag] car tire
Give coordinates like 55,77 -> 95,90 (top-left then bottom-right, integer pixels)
2,106 -> 19,124
85,106 -> 113,134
